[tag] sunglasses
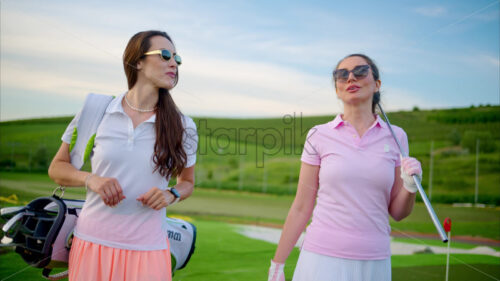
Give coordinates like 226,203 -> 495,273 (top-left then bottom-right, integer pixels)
143,49 -> 182,65
333,65 -> 370,82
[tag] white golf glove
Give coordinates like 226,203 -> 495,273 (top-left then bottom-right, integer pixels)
268,260 -> 285,281
400,156 -> 423,193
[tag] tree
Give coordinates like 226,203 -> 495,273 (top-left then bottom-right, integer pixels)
449,128 -> 461,146
461,131 -> 496,153
34,146 -> 49,170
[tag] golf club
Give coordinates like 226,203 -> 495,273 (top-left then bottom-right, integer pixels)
1,206 -> 26,217
378,103 -> 448,242
2,212 -> 24,233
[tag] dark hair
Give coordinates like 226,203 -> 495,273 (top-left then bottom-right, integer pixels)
123,30 -> 186,178
334,53 -> 381,113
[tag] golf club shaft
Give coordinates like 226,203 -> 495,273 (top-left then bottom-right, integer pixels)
378,104 -> 448,242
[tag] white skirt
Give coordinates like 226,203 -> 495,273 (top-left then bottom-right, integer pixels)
292,249 -> 391,281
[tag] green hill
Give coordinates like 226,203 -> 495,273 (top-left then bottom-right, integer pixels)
1,105 -> 499,204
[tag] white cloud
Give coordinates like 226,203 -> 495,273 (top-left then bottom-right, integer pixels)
381,86 -> 448,111
414,6 -> 447,17
2,42 -> 341,119
1,10 -> 126,65
455,53 -> 500,69
471,5 -> 500,22
174,86 -> 341,118
1,59 -> 123,98
165,53 -> 341,117
1,0 -> 498,120
483,55 -> 500,68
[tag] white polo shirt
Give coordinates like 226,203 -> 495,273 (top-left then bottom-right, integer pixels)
61,92 -> 197,250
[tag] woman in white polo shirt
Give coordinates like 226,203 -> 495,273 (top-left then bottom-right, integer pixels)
268,54 -> 423,281
48,30 -> 197,281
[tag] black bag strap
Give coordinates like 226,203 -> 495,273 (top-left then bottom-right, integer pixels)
42,268 -> 68,280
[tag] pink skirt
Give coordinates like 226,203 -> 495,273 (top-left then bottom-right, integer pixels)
68,237 -> 172,281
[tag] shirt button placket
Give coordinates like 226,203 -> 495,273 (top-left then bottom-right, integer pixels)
351,133 -> 357,142
127,120 -> 134,149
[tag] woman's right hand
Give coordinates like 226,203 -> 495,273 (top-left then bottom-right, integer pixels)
268,260 -> 285,281
87,175 -> 126,206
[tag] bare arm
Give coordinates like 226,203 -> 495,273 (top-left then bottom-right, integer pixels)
137,165 -> 195,210
388,167 -> 416,221
48,142 -> 125,206
174,165 -> 195,201
272,162 -> 319,263
48,142 -> 91,187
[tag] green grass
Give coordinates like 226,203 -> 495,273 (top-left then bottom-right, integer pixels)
392,253 -> 499,268
0,172 -> 86,206
392,237 -> 500,251
173,188 -> 500,240
2,171 -> 500,240
389,203 -> 500,240
2,106 -> 500,203
171,220 -> 300,281
2,171 -> 499,241
392,264 -> 500,281
1,106 -> 499,280
0,219 -> 498,281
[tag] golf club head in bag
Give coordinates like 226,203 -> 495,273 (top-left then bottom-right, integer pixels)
0,196 -> 81,280
1,196 -> 197,279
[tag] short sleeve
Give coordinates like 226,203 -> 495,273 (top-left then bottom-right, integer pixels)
61,110 -> 82,144
301,127 -> 321,166
394,128 -> 409,167
182,116 -> 198,168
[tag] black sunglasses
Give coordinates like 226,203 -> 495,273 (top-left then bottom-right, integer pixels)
333,65 -> 370,82
143,49 -> 182,65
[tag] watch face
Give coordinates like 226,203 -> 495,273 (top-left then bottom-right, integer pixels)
170,188 -> 181,198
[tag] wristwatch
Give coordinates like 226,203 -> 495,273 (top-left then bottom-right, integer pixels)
166,187 -> 181,204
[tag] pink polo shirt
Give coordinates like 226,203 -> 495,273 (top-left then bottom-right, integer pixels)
301,114 -> 408,260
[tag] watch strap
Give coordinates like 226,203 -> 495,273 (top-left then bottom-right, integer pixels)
166,187 -> 181,204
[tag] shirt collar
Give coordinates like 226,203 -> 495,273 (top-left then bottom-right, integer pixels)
106,92 -> 156,123
374,114 -> 385,129
145,114 -> 156,123
330,114 -> 345,129
329,114 -> 384,129
105,92 -> 126,114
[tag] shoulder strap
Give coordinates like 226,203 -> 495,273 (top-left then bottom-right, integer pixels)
69,93 -> 114,169
42,268 -> 68,280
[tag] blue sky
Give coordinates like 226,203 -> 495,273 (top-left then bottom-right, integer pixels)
1,0 -> 499,120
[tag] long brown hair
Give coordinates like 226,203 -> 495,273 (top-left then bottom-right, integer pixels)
123,30 -> 187,178
334,54 -> 381,113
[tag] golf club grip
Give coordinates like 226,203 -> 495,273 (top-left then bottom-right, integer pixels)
2,212 -> 24,232
413,175 -> 449,242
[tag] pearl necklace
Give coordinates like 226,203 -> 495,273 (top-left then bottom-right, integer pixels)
124,95 -> 155,112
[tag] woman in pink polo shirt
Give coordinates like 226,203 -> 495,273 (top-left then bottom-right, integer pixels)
268,54 -> 422,281
49,30 -> 197,281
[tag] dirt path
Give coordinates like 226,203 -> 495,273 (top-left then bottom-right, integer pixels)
234,224 -> 500,257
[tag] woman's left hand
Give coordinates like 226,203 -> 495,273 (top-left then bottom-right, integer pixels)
136,187 -> 174,210
400,156 -> 423,193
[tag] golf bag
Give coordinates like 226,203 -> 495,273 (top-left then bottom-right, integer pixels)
0,192 -> 196,280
